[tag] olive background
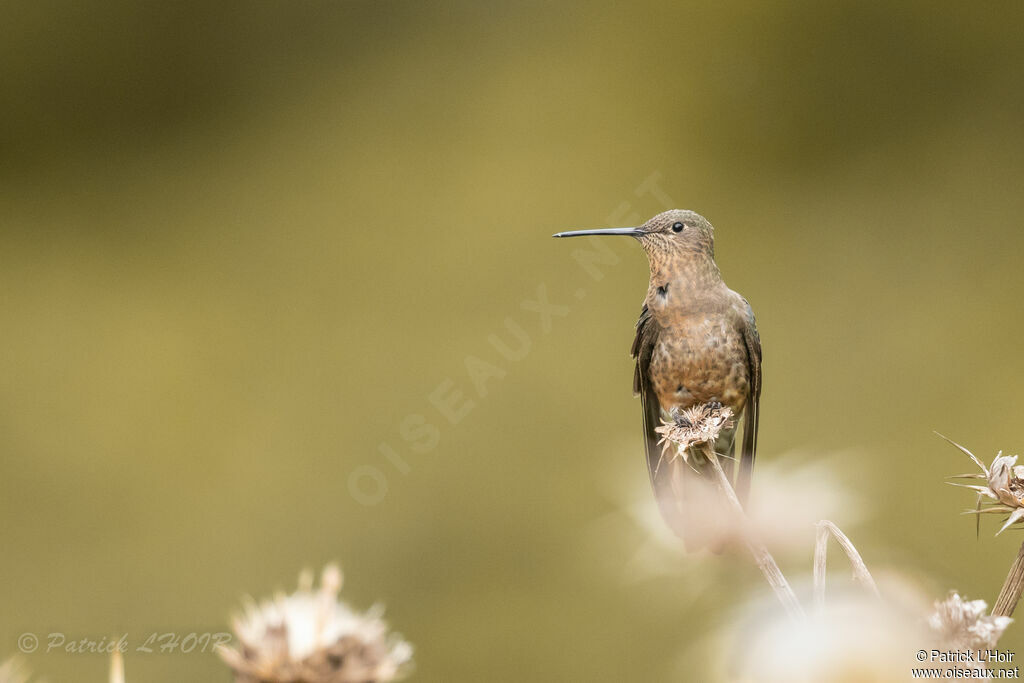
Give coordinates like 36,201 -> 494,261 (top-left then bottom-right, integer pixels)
2,2 -> 1024,681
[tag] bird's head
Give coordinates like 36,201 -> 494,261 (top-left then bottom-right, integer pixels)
554,209 -> 715,260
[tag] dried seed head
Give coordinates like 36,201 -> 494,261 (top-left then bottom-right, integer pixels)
929,592 -> 1011,651
220,564 -> 413,683
987,455 -> 1024,509
944,435 -> 1024,534
654,402 -> 734,464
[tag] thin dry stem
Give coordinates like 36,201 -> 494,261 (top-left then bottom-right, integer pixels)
812,520 -> 880,611
813,523 -> 828,610
993,540 -> 1024,618
697,441 -> 805,622
110,650 -> 125,683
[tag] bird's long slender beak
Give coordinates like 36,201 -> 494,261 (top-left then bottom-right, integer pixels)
552,227 -> 643,238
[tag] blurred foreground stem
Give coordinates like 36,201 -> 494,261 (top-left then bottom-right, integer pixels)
992,540 -> 1024,617
813,520 -> 880,611
698,442 -> 805,622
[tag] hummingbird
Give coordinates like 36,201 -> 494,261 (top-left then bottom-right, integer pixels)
554,210 -> 761,550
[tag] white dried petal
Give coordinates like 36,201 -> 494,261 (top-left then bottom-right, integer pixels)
929,592 -> 1011,651
220,565 -> 412,683
998,508 -> 1024,535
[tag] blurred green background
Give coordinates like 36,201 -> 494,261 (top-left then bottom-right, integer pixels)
3,1 -> 1024,680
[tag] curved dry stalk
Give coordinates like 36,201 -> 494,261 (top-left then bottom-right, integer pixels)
813,520 -> 880,610
813,524 -> 828,610
697,441 -> 805,622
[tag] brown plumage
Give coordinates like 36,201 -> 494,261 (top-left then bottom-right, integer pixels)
556,210 -> 761,550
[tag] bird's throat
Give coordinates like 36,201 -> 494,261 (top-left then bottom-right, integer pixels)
646,250 -> 722,299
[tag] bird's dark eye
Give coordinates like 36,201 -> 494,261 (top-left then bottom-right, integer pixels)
671,222 -> 685,233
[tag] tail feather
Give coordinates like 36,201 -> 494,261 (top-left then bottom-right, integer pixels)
736,395 -> 757,503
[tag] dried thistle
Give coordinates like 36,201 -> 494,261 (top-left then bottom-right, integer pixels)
219,564 -> 412,683
929,592 -> 1011,650
943,434 -> 1024,534
654,402 -> 734,466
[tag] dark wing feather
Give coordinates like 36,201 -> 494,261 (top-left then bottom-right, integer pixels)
735,298 -> 762,503
632,305 -> 693,544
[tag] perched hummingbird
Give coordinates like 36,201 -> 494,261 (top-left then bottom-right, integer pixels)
555,210 -> 761,550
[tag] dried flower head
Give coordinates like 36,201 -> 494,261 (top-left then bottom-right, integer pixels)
654,402 -> 734,465
944,434 -> 1024,534
220,564 -> 412,683
929,592 -> 1011,651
